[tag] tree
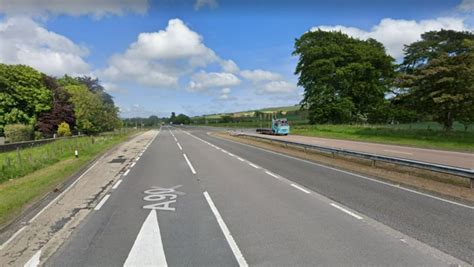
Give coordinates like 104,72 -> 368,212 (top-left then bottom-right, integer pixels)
0,64 -> 52,134
174,114 -> 191,124
170,112 -> 176,123
293,30 -> 396,124
57,122 -> 72,137
76,76 -> 114,105
63,84 -> 104,134
398,30 -> 474,130
36,75 -> 75,136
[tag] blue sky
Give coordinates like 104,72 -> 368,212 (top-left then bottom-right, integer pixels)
0,0 -> 473,117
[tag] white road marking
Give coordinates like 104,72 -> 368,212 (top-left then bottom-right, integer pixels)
383,149 -> 413,155
290,184 -> 310,194
131,162 -> 136,168
123,169 -> 131,176
248,163 -> 260,169
227,152 -> 235,157
24,250 -> 41,267
94,194 -> 111,210
28,153 -> 105,224
112,179 -> 122,190
209,134 -> 474,210
236,157 -> 245,161
177,142 -> 183,150
203,192 -> 248,267
136,157 -> 141,161
183,153 -> 196,174
330,203 -> 363,220
174,137 -> 177,142
124,210 -> 168,266
0,226 -> 26,250
265,171 -> 280,179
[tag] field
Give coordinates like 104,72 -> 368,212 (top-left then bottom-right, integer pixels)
0,130 -> 137,226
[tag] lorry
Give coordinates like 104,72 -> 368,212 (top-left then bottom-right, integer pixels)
256,117 -> 290,135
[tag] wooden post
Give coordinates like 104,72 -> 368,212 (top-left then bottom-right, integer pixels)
16,147 -> 22,174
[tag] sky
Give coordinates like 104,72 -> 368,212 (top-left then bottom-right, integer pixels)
0,0 -> 473,118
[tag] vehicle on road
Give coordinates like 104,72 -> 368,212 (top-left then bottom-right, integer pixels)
257,117 -> 290,135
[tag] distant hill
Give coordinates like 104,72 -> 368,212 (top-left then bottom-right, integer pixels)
194,105 -> 302,119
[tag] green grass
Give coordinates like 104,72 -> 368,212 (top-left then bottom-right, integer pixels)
0,131 -> 135,226
292,124 -> 474,152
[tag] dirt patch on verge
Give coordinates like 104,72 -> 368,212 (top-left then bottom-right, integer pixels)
214,132 -> 474,203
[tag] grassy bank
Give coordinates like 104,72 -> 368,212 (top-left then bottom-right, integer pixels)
292,124 -> 474,152
0,130 -> 137,226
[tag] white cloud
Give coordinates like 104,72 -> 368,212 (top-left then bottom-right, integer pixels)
99,19 -> 225,88
217,87 -> 235,101
458,0 -> 474,12
257,81 -> 298,94
187,71 -> 240,92
313,17 -> 472,59
0,17 -> 90,76
195,0 -> 218,10
0,0 -> 148,19
240,69 -> 282,82
220,59 -> 240,73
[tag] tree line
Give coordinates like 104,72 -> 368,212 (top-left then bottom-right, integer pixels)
0,64 -> 121,141
293,29 -> 474,130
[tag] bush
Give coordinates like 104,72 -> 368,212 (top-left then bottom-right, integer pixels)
57,122 -> 72,137
4,124 -> 34,142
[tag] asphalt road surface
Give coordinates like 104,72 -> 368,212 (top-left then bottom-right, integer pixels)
234,129 -> 474,170
45,126 -> 473,266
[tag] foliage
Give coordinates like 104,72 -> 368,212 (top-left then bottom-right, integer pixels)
172,113 -> 191,124
0,64 -> 52,134
36,75 -> 75,136
57,122 -> 72,137
293,30 -> 396,124
4,124 -> 34,143
398,30 -> 474,130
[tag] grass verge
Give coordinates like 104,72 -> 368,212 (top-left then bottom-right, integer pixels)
214,132 -> 474,203
0,132 -> 135,226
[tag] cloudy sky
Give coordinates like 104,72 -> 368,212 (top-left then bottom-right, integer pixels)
0,0 -> 473,117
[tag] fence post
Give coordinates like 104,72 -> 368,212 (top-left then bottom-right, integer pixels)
16,147 -> 22,174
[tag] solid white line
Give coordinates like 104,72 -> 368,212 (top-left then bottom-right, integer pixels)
24,249 -> 41,267
203,192 -> 248,267
28,155 -> 104,224
291,184 -> 311,194
123,169 -> 131,176
383,149 -> 413,155
248,163 -> 260,169
177,142 -> 182,150
209,134 -> 474,210
94,194 -> 111,210
124,210 -> 167,266
183,153 -> 196,174
0,226 -> 26,250
131,162 -> 136,168
112,180 -> 122,190
265,171 -> 280,179
330,203 -> 363,220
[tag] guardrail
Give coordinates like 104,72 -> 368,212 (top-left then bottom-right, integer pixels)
234,132 -> 474,188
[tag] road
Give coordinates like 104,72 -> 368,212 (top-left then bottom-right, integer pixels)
33,126 -> 471,266
233,129 -> 474,169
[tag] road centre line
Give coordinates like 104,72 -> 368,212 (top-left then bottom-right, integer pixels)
177,142 -> 183,150
290,184 -> 311,194
205,132 -> 474,210
183,153 -> 197,174
112,180 -> 122,190
265,171 -> 280,179
248,163 -> 260,169
123,169 -> 131,176
94,194 -> 111,210
236,157 -> 245,161
203,192 -> 248,267
330,203 -> 363,220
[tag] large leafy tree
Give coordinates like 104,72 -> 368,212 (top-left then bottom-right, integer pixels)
293,30 -> 396,124
0,64 -> 52,134
398,30 -> 474,130
63,84 -> 104,134
36,75 -> 76,136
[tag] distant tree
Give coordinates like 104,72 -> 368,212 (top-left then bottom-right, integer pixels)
398,30 -> 474,130
57,122 -> 72,137
36,75 -> 75,136
174,114 -> 191,124
0,64 -> 52,134
76,76 -> 114,105
170,112 -> 176,123
293,30 -> 396,124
